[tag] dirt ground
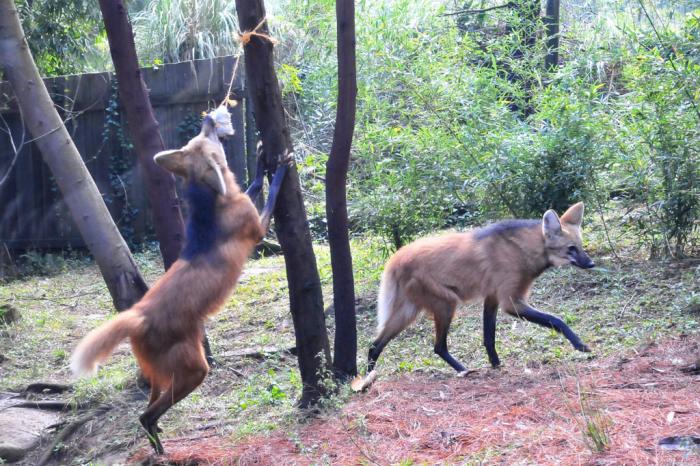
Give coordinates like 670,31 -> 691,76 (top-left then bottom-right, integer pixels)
128,334 -> 700,465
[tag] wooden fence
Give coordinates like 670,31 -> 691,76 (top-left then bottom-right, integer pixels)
0,56 -> 253,251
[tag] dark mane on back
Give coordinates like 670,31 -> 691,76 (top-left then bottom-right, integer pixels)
180,181 -> 218,260
474,219 -> 540,240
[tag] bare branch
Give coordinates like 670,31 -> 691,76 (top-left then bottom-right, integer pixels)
0,110 -> 23,188
441,2 -> 515,17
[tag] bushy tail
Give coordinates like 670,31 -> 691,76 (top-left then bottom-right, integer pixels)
70,309 -> 143,377
376,268 -> 418,336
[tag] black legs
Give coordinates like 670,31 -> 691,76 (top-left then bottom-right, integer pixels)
244,155 -> 265,200
367,298 -> 589,376
433,312 -> 467,373
367,339 -> 385,373
244,146 -> 291,233
259,163 -> 288,231
510,304 -> 590,352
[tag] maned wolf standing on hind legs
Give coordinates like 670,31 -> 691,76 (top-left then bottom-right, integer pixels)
363,202 -> 595,381
70,108 -> 289,455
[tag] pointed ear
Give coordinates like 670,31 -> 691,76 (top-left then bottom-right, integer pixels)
154,150 -> 186,176
202,158 -> 227,195
560,202 -> 584,226
542,209 -> 562,237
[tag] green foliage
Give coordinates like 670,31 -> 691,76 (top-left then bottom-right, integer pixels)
17,251 -> 67,276
280,0 -> 699,256
496,80 -> 611,217
233,368 -> 291,412
17,0 -> 700,258
176,113 -> 203,144
17,0 -> 108,76
612,11 -> 700,257
131,0 -> 240,65
101,80 -> 141,250
571,379 -> 612,454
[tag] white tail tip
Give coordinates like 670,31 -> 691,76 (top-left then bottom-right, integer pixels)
69,350 -> 97,378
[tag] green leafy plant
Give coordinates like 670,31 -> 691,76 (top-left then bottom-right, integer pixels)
16,0 -> 108,76
101,80 -> 141,249
614,12 -> 700,257
131,0 -> 240,65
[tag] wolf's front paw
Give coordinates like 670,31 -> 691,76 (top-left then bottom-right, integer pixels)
575,343 -> 591,353
279,149 -> 294,166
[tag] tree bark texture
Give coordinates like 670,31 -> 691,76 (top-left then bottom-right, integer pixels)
98,0 -> 185,270
235,0 -> 332,407
328,0 -> 358,380
0,0 -> 148,311
544,0 -> 560,70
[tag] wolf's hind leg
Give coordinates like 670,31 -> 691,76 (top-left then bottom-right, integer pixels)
368,300 -> 420,373
367,315 -> 409,373
431,301 -> 467,373
139,361 -> 208,455
367,335 -> 393,374
505,301 -> 590,353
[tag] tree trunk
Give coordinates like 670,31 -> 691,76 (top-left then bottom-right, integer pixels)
328,0 -> 357,380
235,0 -> 332,408
0,0 -> 147,311
544,0 -> 560,70
98,0 -> 185,270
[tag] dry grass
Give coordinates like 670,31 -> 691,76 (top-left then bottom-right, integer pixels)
131,335 -> 700,465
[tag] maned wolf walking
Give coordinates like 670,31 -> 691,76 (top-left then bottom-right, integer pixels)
70,111 -> 288,455
366,202 -> 595,376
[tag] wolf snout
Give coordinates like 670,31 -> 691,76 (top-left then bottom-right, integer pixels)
577,257 -> 595,269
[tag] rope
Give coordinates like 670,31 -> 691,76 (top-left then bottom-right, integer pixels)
221,54 -> 242,107
219,17 -> 277,108
239,16 -> 278,47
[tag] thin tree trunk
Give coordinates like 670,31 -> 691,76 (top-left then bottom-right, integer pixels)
544,0 -> 560,70
235,0 -> 332,408
98,0 -> 185,270
0,0 -> 147,311
328,0 -> 357,380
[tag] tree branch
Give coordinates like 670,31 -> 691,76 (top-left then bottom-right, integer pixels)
0,106 -> 24,188
441,2 -> 515,17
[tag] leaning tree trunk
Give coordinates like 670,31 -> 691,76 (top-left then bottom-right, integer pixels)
328,0 -> 358,380
0,0 -> 147,311
544,0 -> 560,70
235,0 -> 332,408
98,0 -> 185,270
